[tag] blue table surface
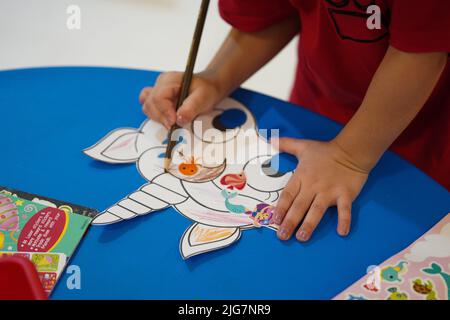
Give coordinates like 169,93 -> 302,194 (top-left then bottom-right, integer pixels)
1,67 -> 449,299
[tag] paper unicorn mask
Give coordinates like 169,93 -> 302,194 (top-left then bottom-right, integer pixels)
84,98 -> 292,259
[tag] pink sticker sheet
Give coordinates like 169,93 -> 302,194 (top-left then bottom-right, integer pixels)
334,213 -> 450,300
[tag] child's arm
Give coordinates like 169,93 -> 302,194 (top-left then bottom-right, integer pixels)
139,16 -> 299,128
273,46 -> 447,241
336,46 -> 447,172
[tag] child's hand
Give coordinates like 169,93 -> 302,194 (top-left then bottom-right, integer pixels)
139,71 -> 222,129
272,138 -> 369,242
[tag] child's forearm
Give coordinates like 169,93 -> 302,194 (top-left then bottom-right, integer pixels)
334,46 -> 447,172
201,16 -> 300,99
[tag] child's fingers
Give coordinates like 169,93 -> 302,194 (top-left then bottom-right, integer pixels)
176,90 -> 213,126
139,87 -> 153,104
273,172 -> 302,224
148,85 -> 180,127
155,71 -> 183,86
142,101 -> 166,128
275,137 -> 310,157
140,71 -> 183,126
296,195 -> 330,242
337,196 -> 352,236
143,100 -> 173,129
277,190 -> 314,241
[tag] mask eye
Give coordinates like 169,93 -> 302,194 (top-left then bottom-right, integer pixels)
261,153 -> 298,177
192,98 -> 255,144
244,154 -> 295,192
212,108 -> 247,131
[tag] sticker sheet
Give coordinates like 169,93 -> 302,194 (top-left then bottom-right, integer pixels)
0,251 -> 67,294
0,185 -> 97,219
334,213 -> 450,300
0,190 -> 93,296
0,193 -> 91,257
84,98 -> 293,259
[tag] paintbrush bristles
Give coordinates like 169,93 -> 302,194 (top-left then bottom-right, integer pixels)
164,124 -> 180,171
163,157 -> 172,172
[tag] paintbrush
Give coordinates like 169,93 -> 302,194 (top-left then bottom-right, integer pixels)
164,0 -> 211,171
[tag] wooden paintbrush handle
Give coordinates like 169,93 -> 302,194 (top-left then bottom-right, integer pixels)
165,0 -> 211,166
176,0 -> 211,109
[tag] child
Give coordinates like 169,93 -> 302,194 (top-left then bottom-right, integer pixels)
139,0 -> 449,242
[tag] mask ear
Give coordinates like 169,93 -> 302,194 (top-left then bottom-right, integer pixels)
179,223 -> 241,259
83,128 -> 143,164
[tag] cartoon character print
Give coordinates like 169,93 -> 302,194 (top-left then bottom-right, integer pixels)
32,253 -> 60,272
0,195 -> 19,245
245,203 -> 275,227
363,265 -> 381,292
38,272 -> 57,292
0,195 -> 19,232
221,190 -> 246,214
381,261 -> 407,282
347,294 -> 367,300
359,262 -> 409,297
386,287 -> 408,300
84,98 -> 292,259
178,156 -> 199,176
412,279 -> 437,300
169,148 -> 226,182
324,0 -> 390,43
220,190 -> 276,227
422,263 -> 450,300
220,172 -> 247,190
335,215 -> 450,300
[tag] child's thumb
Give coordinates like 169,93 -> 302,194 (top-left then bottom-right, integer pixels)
176,91 -> 212,126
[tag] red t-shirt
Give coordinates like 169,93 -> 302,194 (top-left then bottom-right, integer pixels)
219,0 -> 450,190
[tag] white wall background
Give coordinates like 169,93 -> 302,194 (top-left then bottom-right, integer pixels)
0,0 -> 297,100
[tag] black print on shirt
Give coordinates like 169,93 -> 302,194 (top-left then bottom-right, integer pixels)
325,0 -> 390,43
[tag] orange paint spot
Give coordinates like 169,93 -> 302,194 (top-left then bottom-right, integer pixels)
178,156 -> 199,176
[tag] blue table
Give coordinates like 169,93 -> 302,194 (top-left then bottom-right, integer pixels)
1,67 -> 449,299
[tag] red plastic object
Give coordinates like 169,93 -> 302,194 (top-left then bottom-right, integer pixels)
0,256 -> 47,300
